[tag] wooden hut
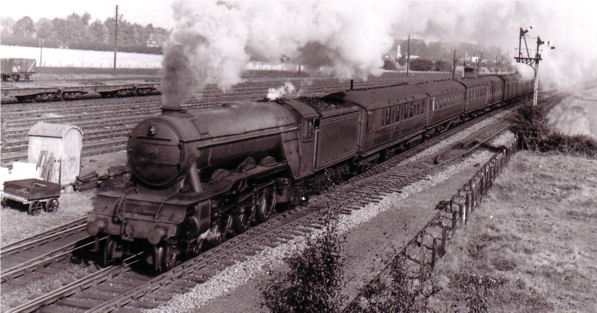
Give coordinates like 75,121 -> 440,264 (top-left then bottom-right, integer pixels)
28,122 -> 83,186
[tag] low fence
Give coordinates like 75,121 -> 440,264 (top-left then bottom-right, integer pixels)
344,137 -> 518,310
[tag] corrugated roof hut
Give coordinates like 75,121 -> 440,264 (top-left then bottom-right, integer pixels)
28,122 -> 83,186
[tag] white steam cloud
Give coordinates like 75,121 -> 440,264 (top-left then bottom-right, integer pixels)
548,88 -> 597,139
162,0 -> 597,106
266,82 -> 296,100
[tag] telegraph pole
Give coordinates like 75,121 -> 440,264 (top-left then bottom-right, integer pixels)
514,27 -> 554,106
113,5 -> 119,72
477,52 -> 482,76
452,50 -> 456,80
39,39 -> 44,67
406,34 -> 410,76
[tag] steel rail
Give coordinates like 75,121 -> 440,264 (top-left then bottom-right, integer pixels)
1,235 -> 103,283
6,253 -> 142,313
1,218 -> 87,257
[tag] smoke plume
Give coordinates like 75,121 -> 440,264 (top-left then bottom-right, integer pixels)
266,82 -> 296,100
162,0 -> 597,106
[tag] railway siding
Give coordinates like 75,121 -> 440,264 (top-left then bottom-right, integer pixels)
1,72 -> 448,166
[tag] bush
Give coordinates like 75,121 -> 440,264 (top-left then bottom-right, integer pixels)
260,214 -> 344,313
514,104 -> 597,158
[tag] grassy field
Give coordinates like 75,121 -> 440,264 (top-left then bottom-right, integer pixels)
428,151 -> 597,313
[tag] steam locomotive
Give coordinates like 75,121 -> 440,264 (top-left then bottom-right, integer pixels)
87,74 -> 532,271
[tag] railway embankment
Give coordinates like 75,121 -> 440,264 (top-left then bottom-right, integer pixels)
427,151 -> 597,312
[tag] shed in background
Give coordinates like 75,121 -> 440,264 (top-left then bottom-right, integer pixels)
28,122 -> 83,186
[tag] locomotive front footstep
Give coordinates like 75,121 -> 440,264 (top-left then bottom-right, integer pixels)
1,178 -> 61,215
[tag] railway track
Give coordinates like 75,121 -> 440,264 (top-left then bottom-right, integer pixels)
1,217 -> 87,258
0,218 -> 92,283
5,253 -> 143,313
2,91 -> 549,313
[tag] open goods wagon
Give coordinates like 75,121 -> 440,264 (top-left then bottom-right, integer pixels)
1,58 -> 36,82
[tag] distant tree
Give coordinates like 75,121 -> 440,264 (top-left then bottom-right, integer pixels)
35,18 -> 54,40
81,12 -> 91,26
119,20 -> 138,46
51,17 -> 69,45
66,13 -> 89,44
13,16 -> 35,38
88,20 -> 107,43
434,60 -> 452,72
104,17 -> 116,44
409,58 -> 434,71
0,17 -> 15,37
401,38 -> 427,58
4,12 -> 167,53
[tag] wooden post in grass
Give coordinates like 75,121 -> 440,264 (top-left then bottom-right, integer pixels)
431,238 -> 438,269
452,210 -> 458,234
441,227 -> 447,255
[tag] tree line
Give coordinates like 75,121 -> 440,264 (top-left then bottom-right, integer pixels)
1,13 -> 169,54
384,38 -> 514,73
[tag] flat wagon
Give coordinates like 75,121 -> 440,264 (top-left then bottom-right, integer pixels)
2,178 -> 60,215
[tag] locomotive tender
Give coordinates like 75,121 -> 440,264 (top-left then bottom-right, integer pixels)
87,74 -> 532,271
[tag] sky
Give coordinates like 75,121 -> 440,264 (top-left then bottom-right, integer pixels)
1,0 -> 177,29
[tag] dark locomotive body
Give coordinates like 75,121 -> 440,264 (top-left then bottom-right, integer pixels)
88,74 -> 532,271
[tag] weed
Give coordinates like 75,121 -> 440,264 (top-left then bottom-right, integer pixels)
260,213 -> 344,313
449,272 -> 507,313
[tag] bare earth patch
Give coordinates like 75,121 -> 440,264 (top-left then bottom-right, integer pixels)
429,151 -> 597,313
0,190 -> 94,245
